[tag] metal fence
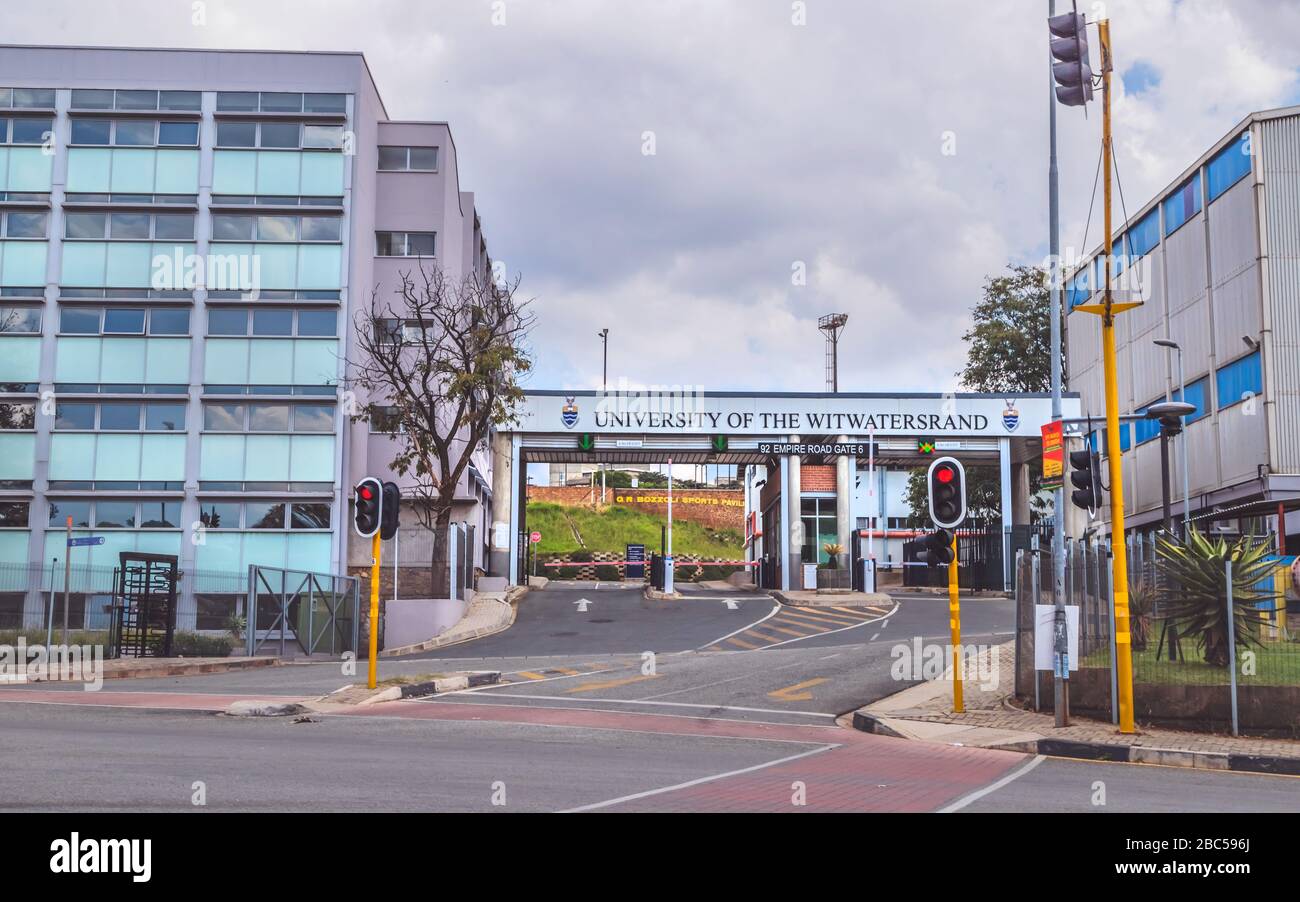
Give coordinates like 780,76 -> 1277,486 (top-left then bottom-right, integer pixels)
1016,532 -> 1300,735
246,564 -> 360,658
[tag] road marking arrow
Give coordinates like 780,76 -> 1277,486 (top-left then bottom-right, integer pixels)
767,677 -> 829,702
574,598 -> 592,612
565,673 -> 659,693
724,599 -> 738,610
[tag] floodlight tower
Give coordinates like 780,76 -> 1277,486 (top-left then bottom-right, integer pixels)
818,313 -> 849,392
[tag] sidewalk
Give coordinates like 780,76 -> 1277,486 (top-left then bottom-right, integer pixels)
379,586 -> 526,657
852,640 -> 1300,776
773,588 -> 893,608
2,654 -> 281,682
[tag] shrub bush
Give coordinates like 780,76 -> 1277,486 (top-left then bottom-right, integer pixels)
170,631 -> 235,658
594,562 -> 622,581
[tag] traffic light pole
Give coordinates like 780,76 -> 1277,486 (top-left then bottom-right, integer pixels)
948,533 -> 963,713
1048,0 -> 1069,729
368,531 -> 381,690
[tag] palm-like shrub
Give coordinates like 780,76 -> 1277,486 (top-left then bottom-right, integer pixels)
1127,578 -> 1155,651
1154,528 -> 1276,667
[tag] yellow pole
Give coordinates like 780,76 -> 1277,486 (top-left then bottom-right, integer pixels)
1097,19 -> 1136,733
949,533 -> 963,713
367,531 -> 381,690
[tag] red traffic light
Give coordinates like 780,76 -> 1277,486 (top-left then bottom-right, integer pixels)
359,486 -> 373,500
935,466 -> 955,484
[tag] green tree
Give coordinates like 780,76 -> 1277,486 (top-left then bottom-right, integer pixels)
958,264 -> 1063,394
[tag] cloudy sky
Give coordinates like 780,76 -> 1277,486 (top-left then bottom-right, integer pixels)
9,0 -> 1300,394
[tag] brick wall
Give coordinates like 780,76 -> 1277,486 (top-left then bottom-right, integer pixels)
529,485 -> 744,531
801,464 -> 837,492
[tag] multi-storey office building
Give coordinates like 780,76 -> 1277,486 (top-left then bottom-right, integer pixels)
0,46 -> 494,631
1066,105 -> 1300,545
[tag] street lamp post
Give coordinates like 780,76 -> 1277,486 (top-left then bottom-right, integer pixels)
1153,339 -> 1190,533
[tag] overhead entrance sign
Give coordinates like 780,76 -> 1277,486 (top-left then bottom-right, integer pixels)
757,441 -> 872,456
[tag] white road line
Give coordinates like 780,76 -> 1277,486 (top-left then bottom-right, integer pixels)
560,744 -> 838,813
638,659 -> 808,700
697,601 -> 781,650
444,691 -> 838,719
937,755 -> 1046,813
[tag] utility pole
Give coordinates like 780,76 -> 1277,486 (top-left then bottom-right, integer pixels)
1047,0 -> 1068,726
1058,16 -> 1137,733
598,328 -> 609,392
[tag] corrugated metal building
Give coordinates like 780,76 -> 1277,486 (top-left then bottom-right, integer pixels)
1066,106 -> 1300,544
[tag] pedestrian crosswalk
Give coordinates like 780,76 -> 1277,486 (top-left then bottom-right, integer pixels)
703,604 -> 891,652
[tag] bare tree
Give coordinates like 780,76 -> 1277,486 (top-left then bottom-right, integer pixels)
350,262 -> 533,592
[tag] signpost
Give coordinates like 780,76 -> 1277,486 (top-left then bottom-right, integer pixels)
530,531 -> 541,577
626,543 -> 646,580
1041,420 -> 1064,490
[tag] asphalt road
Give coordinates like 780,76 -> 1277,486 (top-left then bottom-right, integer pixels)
3,580 -> 1297,813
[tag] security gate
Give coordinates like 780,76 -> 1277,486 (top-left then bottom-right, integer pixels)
246,565 -> 360,658
110,552 -> 179,659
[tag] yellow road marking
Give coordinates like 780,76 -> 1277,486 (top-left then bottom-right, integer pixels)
552,667 -> 581,675
515,671 -> 546,681
763,624 -> 816,639
780,608 -> 863,627
564,673 -> 660,693
767,677 -> 829,702
725,636 -> 759,650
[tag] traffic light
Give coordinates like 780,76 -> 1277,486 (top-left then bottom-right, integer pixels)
710,435 -> 729,453
353,477 -> 382,537
917,528 -> 955,568
380,481 -> 401,541
1069,448 -> 1101,512
577,433 -> 595,452
1048,4 -> 1094,107
917,439 -> 935,456
926,456 -> 967,529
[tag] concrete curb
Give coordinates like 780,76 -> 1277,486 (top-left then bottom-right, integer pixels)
849,709 -> 1300,776
94,656 -> 281,681
772,589 -> 894,608
397,670 -> 501,698
380,588 -> 525,658
643,585 -> 683,601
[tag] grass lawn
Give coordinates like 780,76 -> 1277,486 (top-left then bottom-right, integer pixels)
526,501 -> 743,559
1083,638 -> 1300,686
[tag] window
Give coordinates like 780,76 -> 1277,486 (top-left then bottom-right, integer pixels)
95,500 -> 136,528
114,120 -> 155,146
8,118 -> 52,144
54,403 -> 96,430
1127,207 -> 1160,261
0,307 -> 40,333
211,214 -> 341,242
47,500 -> 90,527
1163,172 -> 1202,236
1216,351 -> 1263,410
158,121 -> 199,146
0,402 -> 35,428
303,125 -> 344,149
199,501 -> 240,528
145,403 -> 185,431
376,231 -> 436,256
208,308 -> 249,335
252,309 -> 293,336
215,92 -> 341,114
259,122 -> 300,149
800,498 -> 838,564
1182,377 -> 1210,424
296,309 -> 335,336
204,403 -> 245,431
139,500 -> 180,528
2,211 -> 47,238
0,501 -> 28,527
291,502 -> 331,529
216,121 -> 256,147
71,89 -> 199,113
148,308 -> 190,335
293,404 -> 334,432
246,501 -> 286,529
65,212 -> 195,240
369,406 -> 402,433
60,308 -> 101,334
99,403 -> 143,430
103,308 -> 146,334
3,88 -> 56,109
1207,132 -> 1252,202
214,119 -> 344,150
70,118 -> 111,144
378,145 -> 438,171
1066,265 -> 1092,309
249,403 -> 290,431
